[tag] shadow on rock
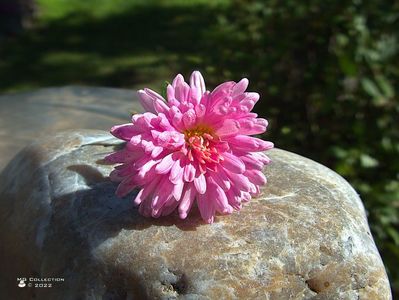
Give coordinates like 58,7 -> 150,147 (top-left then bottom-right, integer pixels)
65,164 -> 203,238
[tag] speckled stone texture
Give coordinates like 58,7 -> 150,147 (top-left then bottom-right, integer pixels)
0,131 -> 391,300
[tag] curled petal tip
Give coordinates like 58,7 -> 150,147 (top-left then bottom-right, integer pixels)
172,73 -> 185,87
179,212 -> 188,219
206,216 -> 214,224
233,78 -> 249,96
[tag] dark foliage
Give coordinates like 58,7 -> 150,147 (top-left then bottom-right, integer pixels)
204,0 -> 399,293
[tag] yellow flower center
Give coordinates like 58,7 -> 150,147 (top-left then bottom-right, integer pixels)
183,125 -> 214,141
183,125 -> 222,173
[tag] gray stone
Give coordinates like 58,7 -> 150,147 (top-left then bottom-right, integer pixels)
0,130 -> 391,299
0,86 -> 139,171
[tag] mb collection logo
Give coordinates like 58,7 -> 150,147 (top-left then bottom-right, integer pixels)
17,277 -> 65,288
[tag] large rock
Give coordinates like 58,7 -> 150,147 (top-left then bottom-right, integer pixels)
0,130 -> 391,299
0,86 -> 138,171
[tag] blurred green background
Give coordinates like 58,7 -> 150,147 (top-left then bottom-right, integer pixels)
1,0 -> 398,295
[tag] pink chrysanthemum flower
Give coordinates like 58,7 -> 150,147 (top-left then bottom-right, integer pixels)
106,71 -> 273,223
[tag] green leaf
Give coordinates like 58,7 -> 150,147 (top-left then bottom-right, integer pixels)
376,75 -> 395,98
281,127 -> 291,134
339,55 -> 357,76
360,154 -> 379,168
331,146 -> 347,159
387,227 -> 399,246
160,81 -> 170,101
361,78 -> 381,98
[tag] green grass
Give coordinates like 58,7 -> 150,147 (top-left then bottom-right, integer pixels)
37,0 -> 229,20
0,0 -> 229,93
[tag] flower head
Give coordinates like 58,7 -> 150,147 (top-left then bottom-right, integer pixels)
106,71 -> 273,223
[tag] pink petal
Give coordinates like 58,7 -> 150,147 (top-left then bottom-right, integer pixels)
215,119 -> 240,138
190,71 -> 206,93
184,163 -> 196,182
232,78 -> 249,97
224,170 -> 252,192
151,146 -> 163,158
226,189 -> 242,210
238,92 -> 259,111
110,123 -> 137,141
169,159 -> 184,184
138,197 -> 152,217
242,92 -> 260,103
116,175 -> 137,197
153,98 -> 170,114
105,149 -> 142,164
134,154 -> 152,169
160,200 -> 180,216
190,71 -> 206,103
137,90 -> 157,113
167,84 -> 180,107
169,106 -> 184,131
252,152 -> 271,165
197,193 -> 215,223
209,171 -> 231,191
240,155 -> 264,170
141,139 -> 156,153
176,82 -> 190,103
155,153 -> 175,174
137,89 -> 167,114
173,179 -> 185,202
144,88 -> 165,102
237,118 -> 268,135
241,191 -> 251,202
228,135 -> 274,151
194,173 -> 206,194
128,134 -> 142,147
109,169 -> 124,182
156,131 -> 184,149
210,81 -> 235,100
137,159 -> 159,179
133,176 -> 161,205
195,104 -> 206,119
182,109 -> 197,129
222,152 -> 245,174
110,164 -> 136,182
167,84 -> 175,102
151,177 -> 174,210
240,100 -> 254,111
200,91 -> 210,106
173,74 -> 190,102
245,169 -> 267,185
208,178 -> 233,214
178,184 -> 196,219
172,74 -> 185,88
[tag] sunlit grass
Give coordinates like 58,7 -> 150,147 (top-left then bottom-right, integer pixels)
37,0 -> 229,21
1,0 -> 228,93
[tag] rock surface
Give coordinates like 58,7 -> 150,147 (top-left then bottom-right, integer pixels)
0,86 -> 138,171
0,130 -> 391,299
